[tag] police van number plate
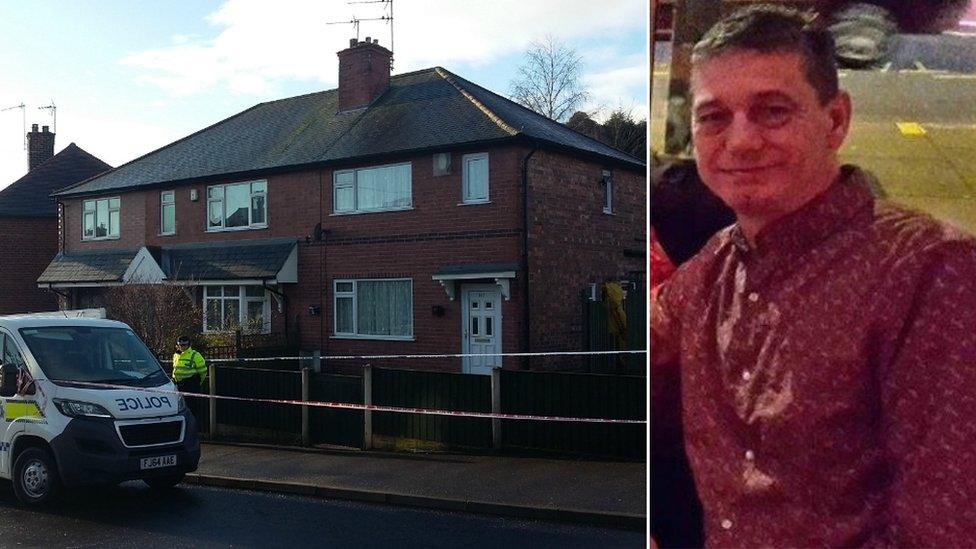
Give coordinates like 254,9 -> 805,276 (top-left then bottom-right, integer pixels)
140,455 -> 177,470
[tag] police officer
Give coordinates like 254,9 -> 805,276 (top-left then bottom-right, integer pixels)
172,336 -> 207,395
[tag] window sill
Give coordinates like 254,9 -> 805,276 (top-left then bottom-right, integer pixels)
603,209 -> 615,216
330,206 -> 414,217
159,232 -> 177,237
457,200 -> 490,206
330,334 -> 415,342
206,225 -> 268,233
82,236 -> 121,242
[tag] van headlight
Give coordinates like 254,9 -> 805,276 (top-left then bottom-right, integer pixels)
54,399 -> 114,419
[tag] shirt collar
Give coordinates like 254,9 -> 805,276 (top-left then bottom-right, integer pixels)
730,165 -> 876,256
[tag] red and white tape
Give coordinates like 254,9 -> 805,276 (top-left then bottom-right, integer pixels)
205,349 -> 647,363
55,380 -> 645,424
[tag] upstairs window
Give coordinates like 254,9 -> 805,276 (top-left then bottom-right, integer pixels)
83,197 -> 120,240
333,162 -> 412,214
461,153 -> 489,203
160,191 -> 176,235
207,180 -> 267,231
602,169 -> 613,214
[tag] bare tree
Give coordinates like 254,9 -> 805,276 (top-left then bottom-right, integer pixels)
510,35 -> 590,122
104,284 -> 201,358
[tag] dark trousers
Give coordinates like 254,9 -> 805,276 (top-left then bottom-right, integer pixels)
175,376 -> 207,432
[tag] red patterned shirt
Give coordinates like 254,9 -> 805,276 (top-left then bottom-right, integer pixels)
654,166 -> 976,547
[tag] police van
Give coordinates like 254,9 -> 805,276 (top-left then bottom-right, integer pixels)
0,314 -> 200,505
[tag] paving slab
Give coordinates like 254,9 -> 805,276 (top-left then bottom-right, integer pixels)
186,442 -> 646,529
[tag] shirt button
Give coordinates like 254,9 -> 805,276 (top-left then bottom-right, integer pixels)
745,450 -> 755,461
747,292 -> 759,302
742,370 -> 752,381
721,519 -> 733,530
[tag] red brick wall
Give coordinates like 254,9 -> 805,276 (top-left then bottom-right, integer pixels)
0,217 -> 59,314
56,144 -> 646,373
525,150 -> 646,370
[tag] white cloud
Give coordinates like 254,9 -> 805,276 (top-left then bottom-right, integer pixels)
122,0 -> 645,97
583,62 -> 648,122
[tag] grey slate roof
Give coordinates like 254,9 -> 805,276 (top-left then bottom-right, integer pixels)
160,237 -> 297,281
0,144 -> 110,217
37,249 -> 140,284
434,262 -> 519,277
56,67 -> 642,198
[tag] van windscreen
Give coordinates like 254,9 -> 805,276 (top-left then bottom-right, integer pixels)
19,326 -> 167,387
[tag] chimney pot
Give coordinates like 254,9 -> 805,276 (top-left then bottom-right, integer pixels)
42,125 -> 49,133
364,36 -> 371,43
31,123 -> 38,132
349,38 -> 357,47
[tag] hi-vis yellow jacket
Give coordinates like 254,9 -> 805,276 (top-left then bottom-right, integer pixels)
172,347 -> 207,383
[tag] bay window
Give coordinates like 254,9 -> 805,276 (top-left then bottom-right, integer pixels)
203,285 -> 270,333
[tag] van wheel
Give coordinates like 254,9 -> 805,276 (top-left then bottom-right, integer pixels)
12,447 -> 60,505
143,473 -> 185,490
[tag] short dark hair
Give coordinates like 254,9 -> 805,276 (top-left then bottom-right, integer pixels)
692,4 -> 839,104
177,335 -> 190,346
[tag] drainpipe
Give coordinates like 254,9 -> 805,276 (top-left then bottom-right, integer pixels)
521,144 -> 539,370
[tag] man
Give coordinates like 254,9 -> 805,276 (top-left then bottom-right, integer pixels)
651,5 -> 976,547
172,335 -> 207,395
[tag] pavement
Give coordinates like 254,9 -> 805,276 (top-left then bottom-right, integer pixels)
185,441 -> 647,531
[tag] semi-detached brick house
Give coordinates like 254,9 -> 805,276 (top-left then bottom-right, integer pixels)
39,39 -> 645,373
0,125 -> 110,314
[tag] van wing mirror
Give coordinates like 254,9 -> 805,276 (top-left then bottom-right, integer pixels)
0,362 -> 17,398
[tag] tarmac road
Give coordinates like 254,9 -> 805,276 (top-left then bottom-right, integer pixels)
0,481 -> 645,548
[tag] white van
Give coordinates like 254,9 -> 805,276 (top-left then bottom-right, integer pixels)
0,315 -> 200,505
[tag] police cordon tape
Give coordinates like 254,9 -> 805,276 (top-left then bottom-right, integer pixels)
202,349 -> 647,363
61,379 -> 646,425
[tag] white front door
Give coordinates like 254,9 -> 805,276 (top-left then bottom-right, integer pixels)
461,285 -> 502,375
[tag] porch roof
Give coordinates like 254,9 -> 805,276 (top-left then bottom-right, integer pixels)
37,247 -> 164,287
160,237 -> 298,283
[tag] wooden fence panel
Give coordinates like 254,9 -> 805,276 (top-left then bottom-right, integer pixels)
372,368 -> 491,448
215,367 -> 301,433
500,370 -> 645,459
309,374 -> 364,448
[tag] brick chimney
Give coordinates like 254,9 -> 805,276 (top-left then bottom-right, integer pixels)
337,37 -> 392,111
27,124 -> 55,171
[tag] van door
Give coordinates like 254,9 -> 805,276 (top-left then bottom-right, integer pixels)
0,332 -> 41,478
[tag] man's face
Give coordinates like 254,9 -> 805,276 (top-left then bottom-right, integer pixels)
690,50 -> 851,222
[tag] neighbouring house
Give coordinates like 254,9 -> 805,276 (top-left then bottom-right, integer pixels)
40,38 -> 645,374
0,125 -> 110,314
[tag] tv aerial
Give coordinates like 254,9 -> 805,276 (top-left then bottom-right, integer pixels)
1,102 -> 26,150
327,0 -> 395,68
39,101 -> 56,133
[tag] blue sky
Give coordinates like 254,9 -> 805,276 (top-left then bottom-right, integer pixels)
0,0 -> 646,189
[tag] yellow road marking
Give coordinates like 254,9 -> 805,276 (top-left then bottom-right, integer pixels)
896,122 -> 927,136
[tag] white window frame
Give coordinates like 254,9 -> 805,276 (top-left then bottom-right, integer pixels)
332,278 -> 414,340
602,169 -> 613,214
202,285 -> 271,334
332,162 -> 413,215
82,197 -> 121,241
160,190 -> 176,235
206,180 -> 268,232
461,152 -> 489,204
